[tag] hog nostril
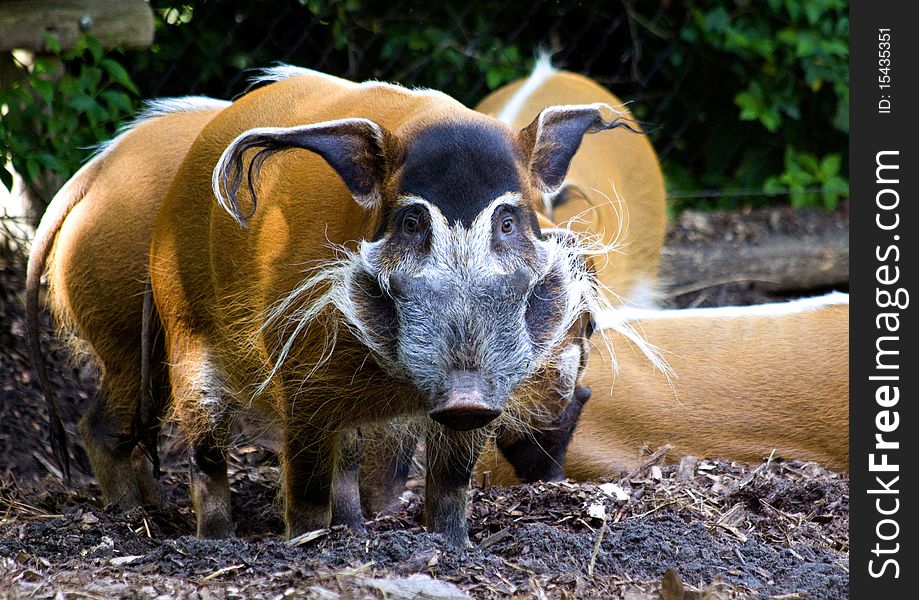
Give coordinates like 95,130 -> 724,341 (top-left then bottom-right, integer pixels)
429,371 -> 501,431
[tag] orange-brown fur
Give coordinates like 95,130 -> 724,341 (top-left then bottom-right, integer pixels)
149,79 -> 520,438
476,68 -> 666,305
477,301 -> 850,485
27,105 -> 226,505
26,70 -> 632,526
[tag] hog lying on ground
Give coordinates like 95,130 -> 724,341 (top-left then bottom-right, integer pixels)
478,294 -> 850,486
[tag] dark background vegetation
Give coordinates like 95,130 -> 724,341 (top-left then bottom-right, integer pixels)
1,0 -> 849,219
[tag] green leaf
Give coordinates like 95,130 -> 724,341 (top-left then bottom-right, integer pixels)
763,176 -> 785,196
734,91 -> 761,120
100,58 -> 141,95
31,78 -> 55,104
68,94 -> 98,112
86,36 -> 104,63
79,65 -> 104,91
34,152 -> 66,174
42,31 -> 61,54
762,111 -> 781,132
25,156 -> 40,183
703,7 -> 730,33
486,69 -> 503,90
804,2 -> 823,24
819,154 -> 842,178
58,76 -> 82,97
790,187 -> 809,208
795,34 -> 818,57
100,90 -> 134,114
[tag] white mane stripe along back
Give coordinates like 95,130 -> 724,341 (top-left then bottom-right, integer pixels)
249,63 -> 452,101
593,292 -> 849,331
92,96 -> 231,160
495,52 -> 557,126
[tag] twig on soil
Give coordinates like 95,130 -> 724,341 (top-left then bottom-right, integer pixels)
198,564 -> 245,582
0,490 -> 59,522
627,445 -> 672,480
711,521 -> 748,543
481,527 -> 511,549
587,513 -> 608,577
288,528 -> 330,547
333,561 -> 376,577
634,499 -> 679,519
499,559 -> 532,575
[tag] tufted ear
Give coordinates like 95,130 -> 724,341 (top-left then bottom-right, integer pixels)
212,118 -> 394,226
520,103 -> 642,194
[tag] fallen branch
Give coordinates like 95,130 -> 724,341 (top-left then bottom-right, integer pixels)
662,226 -> 848,296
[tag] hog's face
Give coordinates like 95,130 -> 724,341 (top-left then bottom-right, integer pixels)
351,203 -> 591,430
213,103 -> 635,429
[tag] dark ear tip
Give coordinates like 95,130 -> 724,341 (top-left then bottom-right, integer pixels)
574,385 -> 591,405
586,316 -> 596,339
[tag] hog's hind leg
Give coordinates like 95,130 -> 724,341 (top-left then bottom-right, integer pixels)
189,436 -> 234,538
78,368 -> 161,509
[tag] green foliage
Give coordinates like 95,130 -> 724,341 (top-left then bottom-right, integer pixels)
764,148 -> 847,210
2,1 -> 849,213
0,34 -> 140,198
674,0 -> 848,209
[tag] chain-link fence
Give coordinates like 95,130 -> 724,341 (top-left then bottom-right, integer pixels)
133,2 -> 710,182
121,1 -> 846,212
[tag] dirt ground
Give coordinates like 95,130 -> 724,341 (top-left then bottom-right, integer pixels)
0,205 -> 849,599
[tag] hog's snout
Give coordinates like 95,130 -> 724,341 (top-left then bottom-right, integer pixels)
429,371 -> 501,431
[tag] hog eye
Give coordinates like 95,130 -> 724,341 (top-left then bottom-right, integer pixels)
403,213 -> 420,235
398,205 -> 429,238
494,206 -> 520,239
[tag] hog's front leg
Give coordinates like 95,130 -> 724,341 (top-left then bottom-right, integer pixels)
282,425 -> 338,538
424,424 -> 484,548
